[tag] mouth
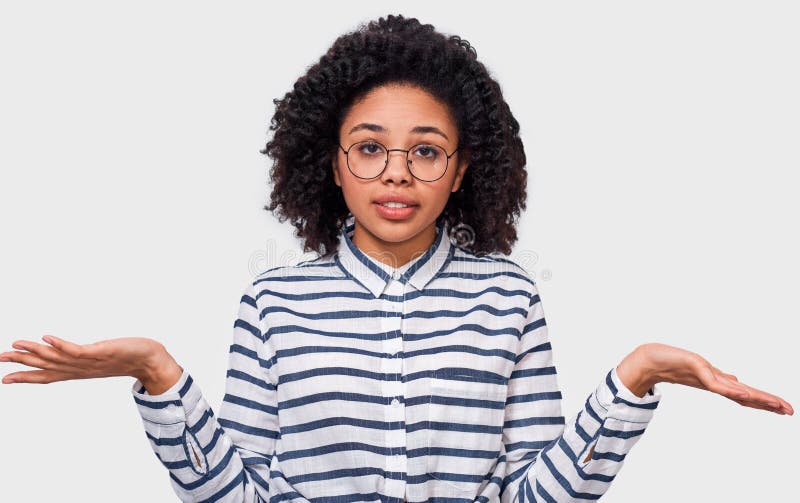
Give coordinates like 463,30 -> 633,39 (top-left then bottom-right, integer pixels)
375,201 -> 417,208
373,193 -> 419,207
373,201 -> 418,220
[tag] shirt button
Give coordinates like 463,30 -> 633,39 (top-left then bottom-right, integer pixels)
391,398 -> 400,407
391,269 -> 400,280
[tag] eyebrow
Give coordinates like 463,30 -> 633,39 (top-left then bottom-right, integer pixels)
348,123 -> 449,141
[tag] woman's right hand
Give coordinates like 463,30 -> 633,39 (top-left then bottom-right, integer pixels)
0,335 -> 183,394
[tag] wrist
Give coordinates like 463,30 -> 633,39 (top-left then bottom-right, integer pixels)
616,344 -> 659,398
138,344 -> 183,395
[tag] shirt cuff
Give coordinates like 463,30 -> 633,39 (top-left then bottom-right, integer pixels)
130,367 -> 203,425
594,366 -> 662,423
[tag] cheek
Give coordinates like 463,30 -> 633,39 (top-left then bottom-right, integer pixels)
419,183 -> 455,209
338,177 -> 369,207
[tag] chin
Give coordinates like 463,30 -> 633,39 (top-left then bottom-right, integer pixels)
371,225 -> 420,243
359,216 -> 425,241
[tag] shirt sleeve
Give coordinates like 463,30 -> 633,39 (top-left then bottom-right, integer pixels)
500,280 -> 661,503
130,279 -> 278,502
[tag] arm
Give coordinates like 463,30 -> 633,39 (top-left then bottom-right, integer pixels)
499,281 -> 661,503
131,279 -> 278,502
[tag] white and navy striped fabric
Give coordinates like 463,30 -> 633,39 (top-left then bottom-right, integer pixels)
132,214 -> 661,502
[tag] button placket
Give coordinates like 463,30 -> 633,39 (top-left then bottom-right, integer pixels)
381,276 -> 406,499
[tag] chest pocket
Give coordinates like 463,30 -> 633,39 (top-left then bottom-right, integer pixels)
426,368 -> 507,494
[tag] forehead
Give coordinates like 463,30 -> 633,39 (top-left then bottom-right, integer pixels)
340,84 -> 456,133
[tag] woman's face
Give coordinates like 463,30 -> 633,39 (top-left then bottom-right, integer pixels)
332,83 -> 468,265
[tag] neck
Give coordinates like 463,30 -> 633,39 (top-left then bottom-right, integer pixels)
352,220 -> 438,269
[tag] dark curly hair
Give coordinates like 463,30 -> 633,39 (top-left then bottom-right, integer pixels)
261,14 -> 528,258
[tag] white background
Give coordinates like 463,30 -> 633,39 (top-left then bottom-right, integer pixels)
1,1 -> 797,501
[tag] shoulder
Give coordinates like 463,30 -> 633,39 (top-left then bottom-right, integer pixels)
246,254 -> 341,297
446,247 -> 539,305
449,246 -> 536,284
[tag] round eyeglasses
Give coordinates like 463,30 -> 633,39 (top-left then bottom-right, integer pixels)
338,140 -> 459,182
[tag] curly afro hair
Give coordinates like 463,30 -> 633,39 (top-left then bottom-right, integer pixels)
261,14 -> 528,259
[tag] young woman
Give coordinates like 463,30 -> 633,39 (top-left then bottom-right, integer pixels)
0,14 -> 792,503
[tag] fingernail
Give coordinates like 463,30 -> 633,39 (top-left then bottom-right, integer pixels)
2,378 -> 14,384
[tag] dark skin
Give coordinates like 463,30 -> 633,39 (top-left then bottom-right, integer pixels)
331,84 -> 469,269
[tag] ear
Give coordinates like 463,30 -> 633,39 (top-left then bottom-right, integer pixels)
451,148 -> 470,193
332,152 -> 342,187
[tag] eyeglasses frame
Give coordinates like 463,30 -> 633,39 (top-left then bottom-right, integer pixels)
337,140 -> 460,182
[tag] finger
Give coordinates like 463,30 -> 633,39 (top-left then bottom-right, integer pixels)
730,396 -> 787,414
732,381 -> 790,410
710,367 -> 751,396
708,368 -> 793,413
11,339 -> 84,368
737,381 -> 786,405
2,369 -> 80,384
713,375 -> 750,398
0,350 -> 85,374
693,364 -> 792,414
699,367 -> 749,398
712,365 -> 738,382
42,335 -> 100,360
766,394 -> 794,415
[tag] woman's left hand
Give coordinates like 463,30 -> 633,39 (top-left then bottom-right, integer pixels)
616,342 -> 793,415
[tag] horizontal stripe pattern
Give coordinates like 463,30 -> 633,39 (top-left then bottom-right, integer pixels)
131,214 -> 661,502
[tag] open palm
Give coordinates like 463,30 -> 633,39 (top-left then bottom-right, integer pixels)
0,335 -> 165,384
617,342 -> 793,415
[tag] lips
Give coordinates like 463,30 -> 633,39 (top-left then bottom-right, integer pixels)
373,194 -> 419,207
373,201 -> 418,220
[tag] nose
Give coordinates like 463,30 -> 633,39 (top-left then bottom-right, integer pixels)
381,149 -> 413,184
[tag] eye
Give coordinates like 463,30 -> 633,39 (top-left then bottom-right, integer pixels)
356,141 -> 385,156
411,144 -> 441,159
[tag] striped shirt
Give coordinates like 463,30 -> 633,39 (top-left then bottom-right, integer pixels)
132,214 -> 661,502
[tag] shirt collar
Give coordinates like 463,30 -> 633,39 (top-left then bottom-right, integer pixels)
334,214 -> 455,298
